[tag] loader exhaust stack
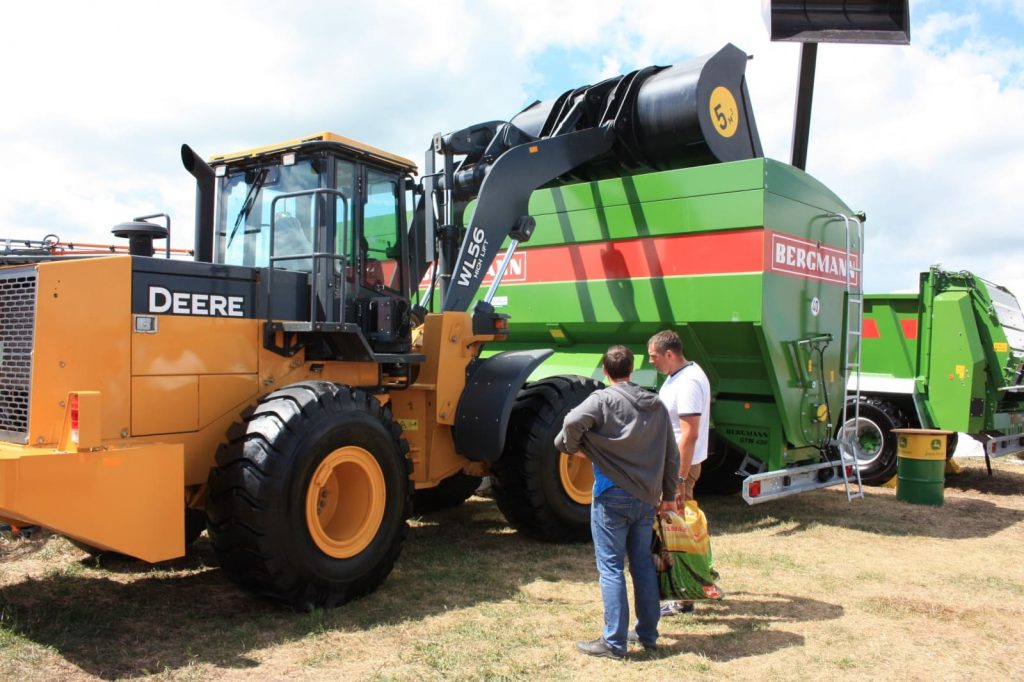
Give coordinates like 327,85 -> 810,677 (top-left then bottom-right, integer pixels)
181,144 -> 215,263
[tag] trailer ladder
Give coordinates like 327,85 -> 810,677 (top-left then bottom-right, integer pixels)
834,211 -> 865,501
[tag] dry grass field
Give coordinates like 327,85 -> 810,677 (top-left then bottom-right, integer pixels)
2,456 -> 1023,681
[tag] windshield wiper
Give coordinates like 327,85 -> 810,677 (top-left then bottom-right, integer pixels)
226,168 -> 268,248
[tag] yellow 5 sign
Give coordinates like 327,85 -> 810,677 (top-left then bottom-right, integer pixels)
709,86 -> 739,138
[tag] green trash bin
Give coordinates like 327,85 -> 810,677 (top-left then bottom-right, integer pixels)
892,429 -> 953,506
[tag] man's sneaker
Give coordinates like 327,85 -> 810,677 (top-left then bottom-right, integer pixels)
660,601 -> 696,616
627,630 -> 658,651
575,638 -> 625,660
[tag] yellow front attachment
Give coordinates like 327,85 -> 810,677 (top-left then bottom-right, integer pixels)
305,446 -> 386,558
0,442 -> 184,563
559,453 -> 594,505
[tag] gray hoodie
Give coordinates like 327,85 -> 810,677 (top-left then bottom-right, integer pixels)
554,381 -> 679,507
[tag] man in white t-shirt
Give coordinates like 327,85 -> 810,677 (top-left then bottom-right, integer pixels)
647,329 -> 712,617
647,330 -> 711,503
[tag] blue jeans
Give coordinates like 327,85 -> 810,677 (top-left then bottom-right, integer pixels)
590,486 -> 660,653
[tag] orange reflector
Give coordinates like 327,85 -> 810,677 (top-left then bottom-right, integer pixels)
743,402 -> 751,409
529,145 -> 539,154
749,480 -> 761,497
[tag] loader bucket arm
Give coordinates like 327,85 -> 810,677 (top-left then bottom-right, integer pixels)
435,43 -> 761,313
441,125 -> 614,312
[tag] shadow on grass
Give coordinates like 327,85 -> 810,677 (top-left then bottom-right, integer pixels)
652,591 -> 841,661
2,473 -> 1018,678
944,459 -> 1024,496
702,474 -> 1024,540
0,498 -> 592,680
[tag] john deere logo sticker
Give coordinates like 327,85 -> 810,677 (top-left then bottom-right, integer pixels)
709,86 -> 739,138
930,438 -> 942,451
899,436 -> 908,449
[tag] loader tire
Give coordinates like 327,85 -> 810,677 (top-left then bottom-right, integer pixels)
696,432 -> 745,495
413,472 -> 482,514
839,397 -> 910,486
492,375 -> 602,543
206,381 -> 412,610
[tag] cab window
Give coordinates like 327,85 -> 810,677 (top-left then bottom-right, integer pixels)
362,169 -> 402,293
218,160 -> 320,271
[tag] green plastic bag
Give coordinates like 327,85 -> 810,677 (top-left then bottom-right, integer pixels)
652,501 -> 724,601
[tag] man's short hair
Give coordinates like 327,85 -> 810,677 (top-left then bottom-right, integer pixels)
648,329 -> 683,356
603,345 -> 634,380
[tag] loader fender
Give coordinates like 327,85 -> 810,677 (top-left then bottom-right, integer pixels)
453,349 -> 554,461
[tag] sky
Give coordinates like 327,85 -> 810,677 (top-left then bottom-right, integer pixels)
1,0 -> 1022,297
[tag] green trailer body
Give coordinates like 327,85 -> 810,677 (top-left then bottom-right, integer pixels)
471,157 -> 862,500
849,268 -> 1024,484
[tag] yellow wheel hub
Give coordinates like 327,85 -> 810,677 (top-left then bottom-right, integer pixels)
559,452 -> 594,505
305,446 -> 386,559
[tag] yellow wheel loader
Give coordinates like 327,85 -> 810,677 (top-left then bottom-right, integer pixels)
0,46 -> 763,608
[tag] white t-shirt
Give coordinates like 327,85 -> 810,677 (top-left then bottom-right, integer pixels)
658,362 -> 710,466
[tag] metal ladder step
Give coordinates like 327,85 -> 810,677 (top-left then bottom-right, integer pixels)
836,211 -> 865,501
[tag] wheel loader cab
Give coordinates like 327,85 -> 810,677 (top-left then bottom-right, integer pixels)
208,133 -> 417,355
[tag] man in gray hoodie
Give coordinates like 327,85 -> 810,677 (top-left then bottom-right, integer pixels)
555,345 -> 679,659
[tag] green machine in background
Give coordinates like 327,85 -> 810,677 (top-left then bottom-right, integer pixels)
845,268 -> 1024,484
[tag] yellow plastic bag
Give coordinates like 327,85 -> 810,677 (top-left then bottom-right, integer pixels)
652,501 -> 723,601
657,501 -> 709,554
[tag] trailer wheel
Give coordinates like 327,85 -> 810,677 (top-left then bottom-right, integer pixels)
206,381 -> 412,610
839,398 -> 909,486
492,375 -> 602,542
696,432 -> 746,494
412,472 -> 482,514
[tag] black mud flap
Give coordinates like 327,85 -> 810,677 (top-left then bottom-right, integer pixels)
453,349 -> 553,461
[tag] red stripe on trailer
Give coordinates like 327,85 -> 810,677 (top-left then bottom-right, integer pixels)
900,318 -> 918,340
526,229 -> 765,282
422,229 -> 766,286
863,318 -> 880,339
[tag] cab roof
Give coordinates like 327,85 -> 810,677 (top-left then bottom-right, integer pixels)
209,131 -> 417,173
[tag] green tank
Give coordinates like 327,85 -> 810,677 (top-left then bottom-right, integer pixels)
480,156 -> 862,500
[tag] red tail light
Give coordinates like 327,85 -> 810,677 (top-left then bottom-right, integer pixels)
748,480 -> 761,498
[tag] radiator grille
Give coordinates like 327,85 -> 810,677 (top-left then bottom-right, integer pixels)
0,268 -> 36,443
